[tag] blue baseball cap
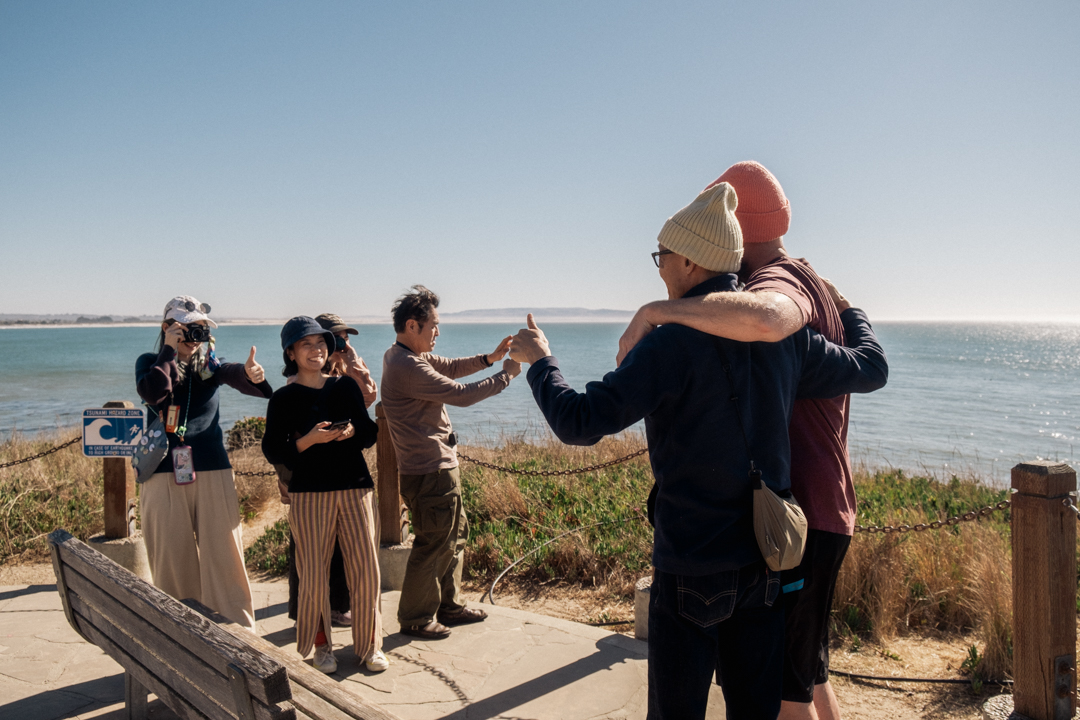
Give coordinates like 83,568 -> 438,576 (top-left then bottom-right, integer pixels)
280,316 -> 336,362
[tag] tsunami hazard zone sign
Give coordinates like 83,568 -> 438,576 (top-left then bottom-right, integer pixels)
83,408 -> 145,457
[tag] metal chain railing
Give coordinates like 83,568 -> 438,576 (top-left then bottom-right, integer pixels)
1064,495 -> 1080,521
853,499 -> 1013,534
233,468 -> 278,477
0,436 -> 81,469
456,447 -> 648,477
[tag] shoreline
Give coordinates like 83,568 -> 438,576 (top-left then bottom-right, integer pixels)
0,318 -> 639,330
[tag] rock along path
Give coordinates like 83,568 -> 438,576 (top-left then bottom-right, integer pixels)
0,580 -> 725,719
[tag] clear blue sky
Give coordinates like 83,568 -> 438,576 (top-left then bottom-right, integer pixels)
2,1 -> 1077,321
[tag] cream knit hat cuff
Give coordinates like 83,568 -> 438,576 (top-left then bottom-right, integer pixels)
657,182 -> 743,273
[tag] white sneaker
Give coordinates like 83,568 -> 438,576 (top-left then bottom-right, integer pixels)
364,649 -> 390,673
313,643 -> 337,674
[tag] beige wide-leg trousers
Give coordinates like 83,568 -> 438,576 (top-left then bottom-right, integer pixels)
140,468 -> 256,631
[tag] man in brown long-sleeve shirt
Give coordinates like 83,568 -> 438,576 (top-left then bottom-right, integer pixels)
381,285 -> 521,639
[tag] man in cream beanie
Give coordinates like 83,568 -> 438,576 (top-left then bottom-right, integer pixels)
619,162 -> 882,720
655,182 -> 742,278
506,180 -> 888,719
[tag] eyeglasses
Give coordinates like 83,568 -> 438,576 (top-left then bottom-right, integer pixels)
651,250 -> 674,268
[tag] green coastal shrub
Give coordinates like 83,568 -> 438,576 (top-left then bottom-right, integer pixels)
245,518 -> 290,575
227,416 -> 266,450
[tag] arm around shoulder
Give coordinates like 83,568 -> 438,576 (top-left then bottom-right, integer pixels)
643,291 -> 804,343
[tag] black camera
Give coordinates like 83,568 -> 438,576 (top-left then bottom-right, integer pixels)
334,335 -> 348,353
182,324 -> 212,343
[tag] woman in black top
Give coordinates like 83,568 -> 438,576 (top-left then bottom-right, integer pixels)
262,316 -> 386,674
135,295 -> 272,631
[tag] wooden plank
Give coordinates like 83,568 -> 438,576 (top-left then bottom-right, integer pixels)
126,672 -> 149,720
69,590 -> 291,720
48,531 -> 86,642
67,579 -> 233,712
232,629 -> 400,720
71,598 -> 235,720
287,682 -> 360,720
53,532 -> 291,705
73,609 -> 208,720
374,403 -> 408,546
1011,461 -> 1077,720
102,400 -> 137,538
190,608 -> 401,720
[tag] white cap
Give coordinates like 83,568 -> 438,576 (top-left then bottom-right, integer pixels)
163,296 -> 217,328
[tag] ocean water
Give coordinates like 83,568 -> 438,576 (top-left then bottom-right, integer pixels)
1,321 -> 1077,484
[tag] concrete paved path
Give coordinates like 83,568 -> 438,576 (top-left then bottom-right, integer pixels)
0,581 -> 725,719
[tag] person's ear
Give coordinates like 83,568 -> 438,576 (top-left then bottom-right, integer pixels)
406,319 -> 419,335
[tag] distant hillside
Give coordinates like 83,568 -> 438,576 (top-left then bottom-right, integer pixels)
0,313 -> 161,326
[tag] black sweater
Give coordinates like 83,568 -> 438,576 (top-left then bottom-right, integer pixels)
261,376 -> 378,493
135,346 -> 273,473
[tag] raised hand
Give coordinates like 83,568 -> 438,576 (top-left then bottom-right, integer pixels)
487,335 -> 513,364
616,305 -> 657,367
502,357 -> 522,378
819,277 -> 851,313
510,314 -> 551,365
163,322 -> 185,349
245,346 -> 265,384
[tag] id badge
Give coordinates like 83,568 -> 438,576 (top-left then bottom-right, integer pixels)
165,405 -> 180,434
172,445 -> 196,485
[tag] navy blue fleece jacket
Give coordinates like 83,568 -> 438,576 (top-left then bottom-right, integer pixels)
525,274 -> 888,575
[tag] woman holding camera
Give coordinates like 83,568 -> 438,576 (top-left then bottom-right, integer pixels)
262,316 -> 386,674
135,296 -> 272,630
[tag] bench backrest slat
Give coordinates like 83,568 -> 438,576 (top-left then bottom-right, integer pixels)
182,599 -> 400,720
48,530 -> 295,720
67,584 -> 241,720
72,604 -> 209,720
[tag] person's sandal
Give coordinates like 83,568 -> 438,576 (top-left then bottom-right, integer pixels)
400,621 -> 452,639
437,607 -> 488,626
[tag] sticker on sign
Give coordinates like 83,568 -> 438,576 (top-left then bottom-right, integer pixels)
83,408 -> 145,457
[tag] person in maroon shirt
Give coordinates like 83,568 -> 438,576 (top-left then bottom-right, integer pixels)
618,162 -> 878,720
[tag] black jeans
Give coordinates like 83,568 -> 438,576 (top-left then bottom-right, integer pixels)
647,561 -> 783,720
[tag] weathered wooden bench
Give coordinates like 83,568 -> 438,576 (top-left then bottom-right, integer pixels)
48,529 -> 398,720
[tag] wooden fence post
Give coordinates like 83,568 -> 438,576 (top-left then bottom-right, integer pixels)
1011,461 -> 1077,720
103,400 -> 137,539
374,402 -> 409,545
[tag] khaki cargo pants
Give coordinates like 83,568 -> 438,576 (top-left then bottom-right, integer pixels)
396,467 -> 469,628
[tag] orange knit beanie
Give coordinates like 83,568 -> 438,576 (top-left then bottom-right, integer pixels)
705,161 -> 790,243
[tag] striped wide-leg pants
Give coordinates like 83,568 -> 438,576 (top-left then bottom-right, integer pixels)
289,488 -> 382,659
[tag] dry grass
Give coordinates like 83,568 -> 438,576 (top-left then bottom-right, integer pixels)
0,429 -> 103,562
833,470 -> 1016,680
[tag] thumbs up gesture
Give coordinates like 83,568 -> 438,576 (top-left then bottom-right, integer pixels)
510,314 -> 551,365
245,346 -> 265,384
